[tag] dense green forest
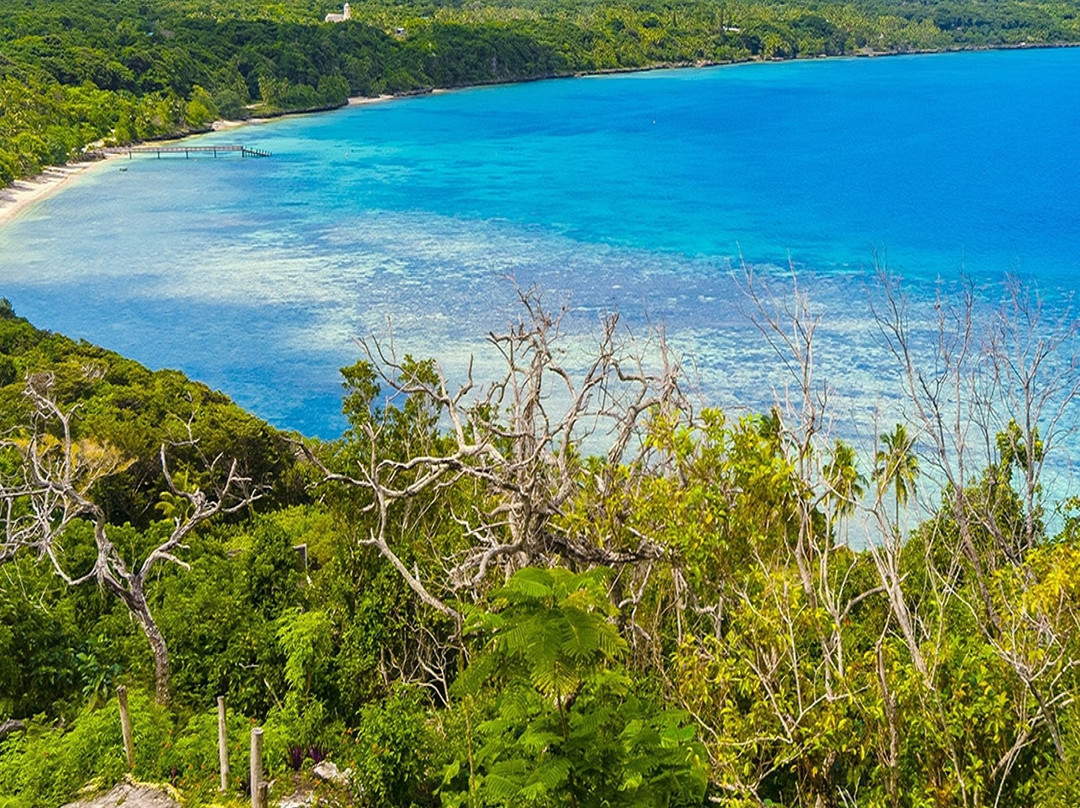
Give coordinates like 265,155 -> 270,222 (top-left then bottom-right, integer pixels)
1,0 -> 1079,183
3,274 -> 1080,807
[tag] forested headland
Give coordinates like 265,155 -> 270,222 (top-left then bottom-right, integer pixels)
2,0 -> 1080,185
3,273 -> 1080,807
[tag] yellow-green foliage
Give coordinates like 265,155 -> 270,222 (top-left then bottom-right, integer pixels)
6,304 -> 1080,807
0,691 -> 171,807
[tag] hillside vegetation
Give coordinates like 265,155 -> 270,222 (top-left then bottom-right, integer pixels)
3,276 -> 1080,806
2,0 -> 1080,183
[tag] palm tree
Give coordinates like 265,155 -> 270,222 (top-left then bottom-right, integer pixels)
824,439 -> 867,518
874,424 -> 919,533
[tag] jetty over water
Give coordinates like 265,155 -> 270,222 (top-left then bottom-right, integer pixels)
100,144 -> 271,159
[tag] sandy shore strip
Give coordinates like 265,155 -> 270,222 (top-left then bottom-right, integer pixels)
0,98 -> 395,225
347,93 -> 397,107
0,158 -> 115,228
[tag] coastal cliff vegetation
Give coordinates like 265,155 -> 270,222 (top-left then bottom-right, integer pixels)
3,276 -> 1080,806
2,0 -> 1080,184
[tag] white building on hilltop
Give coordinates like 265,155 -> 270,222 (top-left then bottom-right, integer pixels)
325,4 -> 351,22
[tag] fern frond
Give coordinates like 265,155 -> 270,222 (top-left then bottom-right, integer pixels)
501,567 -> 554,601
527,756 -> 571,792
561,607 -> 601,659
531,659 -> 579,699
482,770 -> 525,803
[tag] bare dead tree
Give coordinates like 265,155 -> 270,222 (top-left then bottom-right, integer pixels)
985,279 -> 1080,556
869,268 -> 1080,781
869,271 -> 1080,580
0,374 -> 258,703
302,288 -> 688,618
728,264 -> 1080,805
712,265 -> 907,804
738,264 -> 881,683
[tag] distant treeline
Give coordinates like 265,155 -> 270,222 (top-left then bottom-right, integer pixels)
1,0 -> 1079,183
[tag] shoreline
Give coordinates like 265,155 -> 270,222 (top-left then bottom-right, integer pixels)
1,40 -> 1076,229
204,40 -> 1080,135
0,157 -> 118,229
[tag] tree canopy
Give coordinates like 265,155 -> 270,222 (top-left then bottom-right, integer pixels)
3,276 -> 1080,806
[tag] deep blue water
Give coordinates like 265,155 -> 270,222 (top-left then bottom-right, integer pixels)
2,48 -> 1079,442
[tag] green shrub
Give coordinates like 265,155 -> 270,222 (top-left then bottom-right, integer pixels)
1032,714 -> 1080,808
348,685 -> 438,806
162,706 -> 258,803
0,691 -> 171,808
439,567 -> 708,808
0,356 -> 15,388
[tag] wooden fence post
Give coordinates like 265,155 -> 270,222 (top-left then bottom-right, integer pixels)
250,726 -> 264,808
218,696 -> 229,792
117,686 -> 135,770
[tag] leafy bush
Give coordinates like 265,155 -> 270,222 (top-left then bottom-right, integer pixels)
351,684 -> 438,808
440,567 -> 708,808
0,692 -> 291,807
1032,713 -> 1080,807
0,690 -> 171,808
162,706 -> 259,803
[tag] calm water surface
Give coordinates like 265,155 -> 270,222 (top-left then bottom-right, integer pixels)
2,48 -> 1079,448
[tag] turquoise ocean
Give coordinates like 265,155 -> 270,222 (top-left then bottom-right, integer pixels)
2,48 -> 1079,450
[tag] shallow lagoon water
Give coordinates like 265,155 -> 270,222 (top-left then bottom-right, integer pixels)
2,49 -> 1080,456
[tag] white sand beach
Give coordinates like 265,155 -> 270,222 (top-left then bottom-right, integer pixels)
0,160 -> 113,228
0,93 -> 433,229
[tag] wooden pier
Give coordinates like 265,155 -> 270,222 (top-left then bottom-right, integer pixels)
101,144 -> 271,159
